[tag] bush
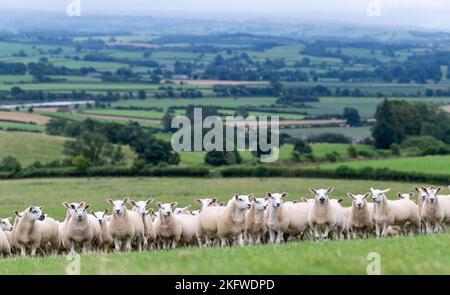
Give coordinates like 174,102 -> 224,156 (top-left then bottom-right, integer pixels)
0,156 -> 21,173
347,145 -> 358,158
291,140 -> 313,162
204,151 -> 242,166
325,152 -> 340,162
308,133 -> 351,144
358,149 -> 374,158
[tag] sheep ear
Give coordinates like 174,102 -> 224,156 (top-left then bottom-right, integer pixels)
363,193 -> 370,200
194,198 -> 202,204
79,202 -> 85,207
146,198 -> 154,205
327,187 -> 334,194
104,209 -> 109,214
382,188 -> 390,194
337,199 -> 343,203
233,193 -> 239,200
123,197 -> 129,204
90,212 -> 96,216
266,192 -> 273,198
251,197 -> 256,202
210,198 -> 217,204
70,204 -> 76,209
170,202 -> 178,209
14,211 -> 20,217
129,200 -> 137,206
281,192 -> 288,198
370,187 -> 375,193
63,202 -> 70,209
156,202 -> 162,208
106,198 -> 114,205
293,200 -> 298,203
185,205 -> 192,211
414,186 -> 421,192
436,187 -> 442,193
347,193 -> 354,199
397,193 -> 402,198
84,204 -> 90,210
308,188 -> 317,195
219,202 -> 225,206
301,197 -> 308,202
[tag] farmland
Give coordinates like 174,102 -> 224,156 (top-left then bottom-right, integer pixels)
0,177 -> 449,274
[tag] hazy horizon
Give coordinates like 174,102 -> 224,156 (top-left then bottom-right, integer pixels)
0,0 -> 450,31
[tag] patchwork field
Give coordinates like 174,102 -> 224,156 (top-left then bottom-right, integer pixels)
0,177 -> 448,275
312,155 -> 450,175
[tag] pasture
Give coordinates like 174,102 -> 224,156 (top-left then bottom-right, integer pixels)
314,155 -> 450,175
0,176 -> 449,275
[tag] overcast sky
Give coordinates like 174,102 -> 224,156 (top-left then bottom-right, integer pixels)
1,0 -> 450,29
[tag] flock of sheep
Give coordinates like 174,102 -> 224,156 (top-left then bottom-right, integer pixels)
1,185 -> 450,258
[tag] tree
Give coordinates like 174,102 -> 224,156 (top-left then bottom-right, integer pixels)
138,90 -> 146,100
111,145 -> 125,165
72,155 -> 90,171
0,156 -> 21,173
291,139 -> 313,162
342,107 -> 361,126
63,131 -> 113,165
131,132 -> 180,165
204,151 -> 241,166
161,111 -> 174,132
347,145 -> 358,158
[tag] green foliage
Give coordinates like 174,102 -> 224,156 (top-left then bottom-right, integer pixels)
63,131 -> 114,165
71,155 -> 90,171
342,107 -> 361,126
204,151 -> 242,166
0,156 -> 21,173
347,145 -> 358,158
291,139 -> 313,162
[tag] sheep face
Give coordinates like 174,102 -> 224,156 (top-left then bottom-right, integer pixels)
0,218 -> 12,231
71,203 -> 90,221
174,205 -> 192,215
130,199 -> 153,217
234,194 -> 252,210
92,210 -> 108,224
370,188 -> 390,203
424,187 -> 442,204
194,198 -> 217,209
157,202 -> 177,217
309,188 -> 333,205
347,193 -> 370,209
107,198 -> 129,216
415,187 -> 431,202
191,210 -> 200,216
26,206 -> 45,221
63,202 -> 80,217
266,192 -> 288,208
398,193 -> 412,200
253,198 -> 268,211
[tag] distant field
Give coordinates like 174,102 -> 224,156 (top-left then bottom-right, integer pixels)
312,155 -> 450,175
0,111 -> 50,125
0,121 -> 46,132
281,126 -> 372,138
0,130 -> 136,166
81,109 -> 166,120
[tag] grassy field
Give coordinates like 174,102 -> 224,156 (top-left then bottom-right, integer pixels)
0,131 -> 136,166
0,121 -> 46,132
313,155 -> 450,175
0,176 -> 448,275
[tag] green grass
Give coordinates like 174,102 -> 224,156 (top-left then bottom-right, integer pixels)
281,126 -> 372,138
0,121 -> 46,132
0,130 -> 136,166
81,109 -> 165,120
312,155 -> 450,175
0,176 -> 448,274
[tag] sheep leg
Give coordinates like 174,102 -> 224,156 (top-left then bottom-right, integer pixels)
82,242 -> 90,253
269,230 -> 276,244
124,239 -> 132,252
381,224 -> 388,237
255,233 -> 261,245
375,223 -> 381,238
237,233 -> 244,247
114,238 -> 122,252
20,245 -> 26,257
220,237 -> 227,247
323,226 -> 330,241
425,222 -> 431,235
172,240 -> 178,249
275,230 -> 283,244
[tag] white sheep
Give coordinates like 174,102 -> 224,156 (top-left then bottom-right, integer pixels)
265,192 -> 290,244
130,199 -> 157,250
245,197 -> 268,244
422,187 -> 450,234
371,188 -> 421,238
63,202 -> 102,254
92,210 -> 113,252
284,199 -> 314,241
174,205 -> 192,216
307,188 -> 345,241
0,227 -> 11,257
14,207 -> 60,257
154,202 -> 182,250
196,198 -> 219,247
216,194 -> 251,247
176,206 -> 200,246
346,192 -> 374,239
106,197 -> 146,252
0,218 -> 14,251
